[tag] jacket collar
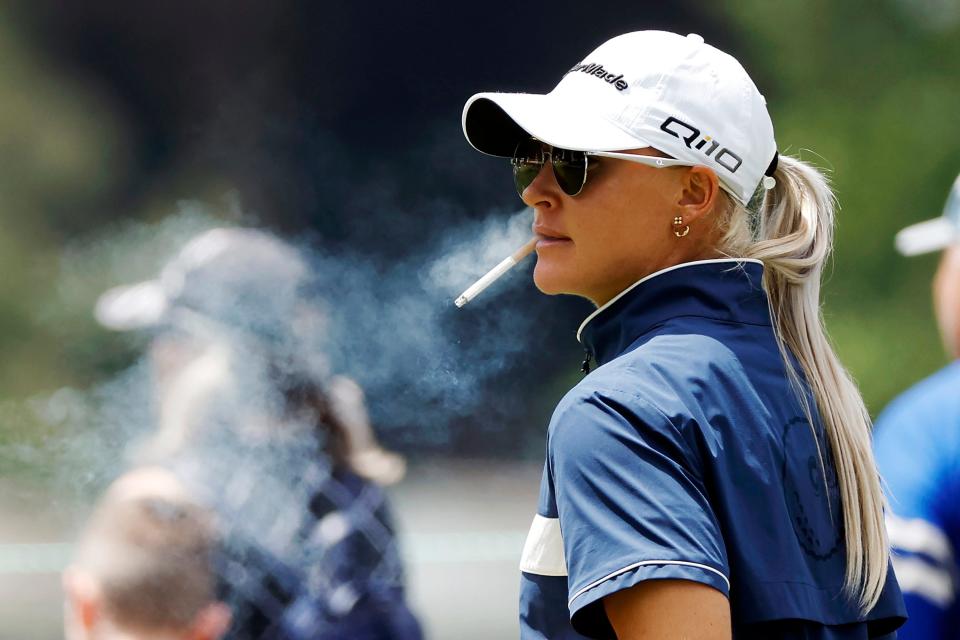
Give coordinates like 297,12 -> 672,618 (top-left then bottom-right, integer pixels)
577,259 -> 770,367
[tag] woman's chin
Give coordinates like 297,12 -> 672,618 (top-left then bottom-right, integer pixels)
532,263 -> 578,296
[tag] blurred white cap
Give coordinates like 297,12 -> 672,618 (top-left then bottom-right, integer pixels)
896,173 -> 960,256
95,227 -> 309,334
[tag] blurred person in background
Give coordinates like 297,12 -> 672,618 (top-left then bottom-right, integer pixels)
95,227 -> 420,640
874,173 -> 960,639
462,31 -> 904,638
63,466 -> 231,640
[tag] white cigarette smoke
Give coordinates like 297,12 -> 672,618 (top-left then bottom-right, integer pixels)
303,205 -> 539,441
425,208 -> 532,299
2,200 -> 551,519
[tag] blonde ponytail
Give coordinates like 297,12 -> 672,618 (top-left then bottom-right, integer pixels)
719,155 -> 889,613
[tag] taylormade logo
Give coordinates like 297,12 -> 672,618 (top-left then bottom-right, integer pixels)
566,62 -> 629,91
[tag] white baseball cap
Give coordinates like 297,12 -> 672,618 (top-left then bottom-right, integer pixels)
95,227 -> 309,335
462,30 -> 779,204
895,173 -> 960,256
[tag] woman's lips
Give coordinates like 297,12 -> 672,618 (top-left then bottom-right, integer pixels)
536,236 -> 572,249
533,227 -> 572,248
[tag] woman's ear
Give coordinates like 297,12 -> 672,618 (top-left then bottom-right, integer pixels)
677,165 -> 721,224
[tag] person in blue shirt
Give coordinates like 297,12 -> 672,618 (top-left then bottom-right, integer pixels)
874,173 -> 960,639
460,31 -> 905,639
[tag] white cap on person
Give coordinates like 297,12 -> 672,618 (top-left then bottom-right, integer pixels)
94,227 -> 309,332
95,227 -> 332,383
462,31 -> 779,205
895,173 -> 960,256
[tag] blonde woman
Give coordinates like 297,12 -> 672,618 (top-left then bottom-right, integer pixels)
461,31 -> 905,639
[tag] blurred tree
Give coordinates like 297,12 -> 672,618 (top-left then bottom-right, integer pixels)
0,6 -> 132,398
714,0 -> 960,412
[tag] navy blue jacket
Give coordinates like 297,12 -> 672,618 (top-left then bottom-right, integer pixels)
519,259 -> 905,639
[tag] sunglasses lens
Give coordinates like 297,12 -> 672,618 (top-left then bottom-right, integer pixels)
512,139 -> 543,197
511,139 -> 588,197
552,148 -> 587,196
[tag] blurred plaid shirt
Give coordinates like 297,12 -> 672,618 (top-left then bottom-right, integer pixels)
168,431 -> 422,640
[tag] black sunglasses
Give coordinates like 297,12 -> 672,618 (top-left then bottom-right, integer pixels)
511,137 -> 704,199
511,138 -> 590,198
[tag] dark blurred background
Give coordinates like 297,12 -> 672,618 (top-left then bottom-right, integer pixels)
0,1 -> 958,637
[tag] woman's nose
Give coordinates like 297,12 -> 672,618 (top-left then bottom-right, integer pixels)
521,162 -> 561,209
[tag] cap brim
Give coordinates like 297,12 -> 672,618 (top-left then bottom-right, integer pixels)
94,281 -> 169,331
462,92 -> 650,157
895,217 -> 959,256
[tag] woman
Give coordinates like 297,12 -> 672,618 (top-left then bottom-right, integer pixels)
461,31 -> 905,639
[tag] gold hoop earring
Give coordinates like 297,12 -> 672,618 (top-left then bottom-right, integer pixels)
673,216 -> 690,238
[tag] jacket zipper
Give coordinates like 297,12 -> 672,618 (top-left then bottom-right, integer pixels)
580,349 -> 593,375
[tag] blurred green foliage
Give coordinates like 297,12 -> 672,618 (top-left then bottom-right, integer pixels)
0,6 -> 235,476
0,8 -> 124,400
715,0 -> 960,413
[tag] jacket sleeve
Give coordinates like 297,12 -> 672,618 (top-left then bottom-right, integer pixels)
548,386 -> 729,639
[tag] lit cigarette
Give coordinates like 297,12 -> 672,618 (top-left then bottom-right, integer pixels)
454,237 -> 538,308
